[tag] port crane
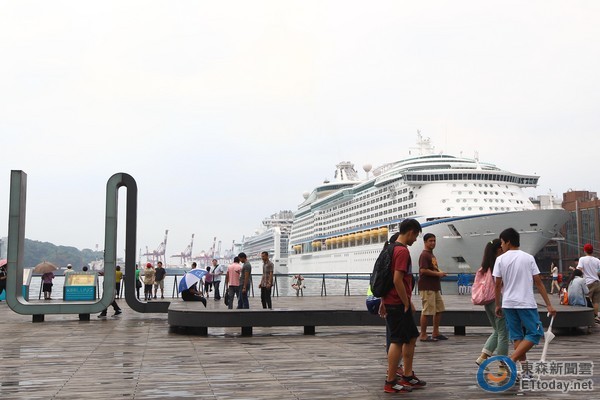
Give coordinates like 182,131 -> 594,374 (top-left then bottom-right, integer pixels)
143,229 -> 169,266
171,234 -> 194,266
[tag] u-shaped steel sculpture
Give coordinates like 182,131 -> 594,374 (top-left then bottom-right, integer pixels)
6,170 -> 169,317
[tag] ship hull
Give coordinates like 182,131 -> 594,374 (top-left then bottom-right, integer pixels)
287,209 -> 569,274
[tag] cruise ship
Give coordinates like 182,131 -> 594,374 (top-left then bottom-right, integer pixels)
241,211 -> 294,274
288,134 -> 569,274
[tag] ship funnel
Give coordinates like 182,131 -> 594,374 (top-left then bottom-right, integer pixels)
334,161 -> 359,182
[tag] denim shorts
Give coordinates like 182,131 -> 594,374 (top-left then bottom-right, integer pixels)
503,308 -> 543,345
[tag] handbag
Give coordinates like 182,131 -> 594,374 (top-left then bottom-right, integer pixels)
224,291 -> 229,306
471,267 -> 495,305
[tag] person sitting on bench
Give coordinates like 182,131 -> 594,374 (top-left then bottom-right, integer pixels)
182,283 -> 207,307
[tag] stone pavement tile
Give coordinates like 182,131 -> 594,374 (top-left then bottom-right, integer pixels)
0,301 -> 598,399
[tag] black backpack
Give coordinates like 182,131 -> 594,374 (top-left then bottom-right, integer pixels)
369,241 -> 402,298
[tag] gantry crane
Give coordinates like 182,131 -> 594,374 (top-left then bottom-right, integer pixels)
143,229 -> 169,266
171,234 -> 194,266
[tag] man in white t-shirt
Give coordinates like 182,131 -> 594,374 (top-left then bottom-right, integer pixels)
577,243 -> 600,324
493,228 -> 556,372
211,259 -> 227,301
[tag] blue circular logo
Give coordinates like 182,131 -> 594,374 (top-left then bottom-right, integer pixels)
476,356 -> 517,392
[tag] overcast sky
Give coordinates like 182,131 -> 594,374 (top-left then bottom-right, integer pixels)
1,1 -> 598,263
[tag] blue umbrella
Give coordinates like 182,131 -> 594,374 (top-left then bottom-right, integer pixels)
178,268 -> 207,292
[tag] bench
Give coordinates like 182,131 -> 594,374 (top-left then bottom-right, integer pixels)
167,297 -> 595,336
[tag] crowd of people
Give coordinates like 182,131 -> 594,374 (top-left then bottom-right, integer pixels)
377,218 -> 600,394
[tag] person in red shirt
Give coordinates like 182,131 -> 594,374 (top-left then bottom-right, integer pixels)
383,219 -> 427,393
418,233 -> 448,341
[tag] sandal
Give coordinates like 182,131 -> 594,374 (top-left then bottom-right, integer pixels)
419,336 -> 438,342
432,334 -> 449,340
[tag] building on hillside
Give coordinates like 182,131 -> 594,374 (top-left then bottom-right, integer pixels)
560,190 -> 600,269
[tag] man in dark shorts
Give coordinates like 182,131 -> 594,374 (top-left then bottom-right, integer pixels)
382,218 -> 427,393
153,261 -> 166,299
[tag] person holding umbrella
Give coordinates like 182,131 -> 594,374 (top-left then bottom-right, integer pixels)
42,271 -> 55,300
178,263 -> 207,306
181,283 -> 207,306
34,261 -> 58,300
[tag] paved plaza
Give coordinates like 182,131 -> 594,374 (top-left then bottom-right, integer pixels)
0,297 -> 598,399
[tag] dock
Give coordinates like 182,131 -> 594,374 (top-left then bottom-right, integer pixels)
0,295 -> 598,399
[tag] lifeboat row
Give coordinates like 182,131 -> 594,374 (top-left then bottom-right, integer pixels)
314,227 -> 388,247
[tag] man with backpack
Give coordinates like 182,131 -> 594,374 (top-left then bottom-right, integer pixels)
382,219 -> 427,393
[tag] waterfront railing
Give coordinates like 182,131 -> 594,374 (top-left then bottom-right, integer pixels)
29,272 -> 483,300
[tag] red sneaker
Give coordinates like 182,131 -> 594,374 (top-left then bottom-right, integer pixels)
384,379 -> 413,393
400,373 -> 426,389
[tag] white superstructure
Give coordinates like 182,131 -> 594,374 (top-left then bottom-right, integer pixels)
242,211 -> 294,274
288,134 -> 569,274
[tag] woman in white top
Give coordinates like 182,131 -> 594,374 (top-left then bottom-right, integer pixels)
550,263 -> 560,294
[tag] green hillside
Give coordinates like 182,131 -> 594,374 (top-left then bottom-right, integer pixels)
22,239 -> 103,270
